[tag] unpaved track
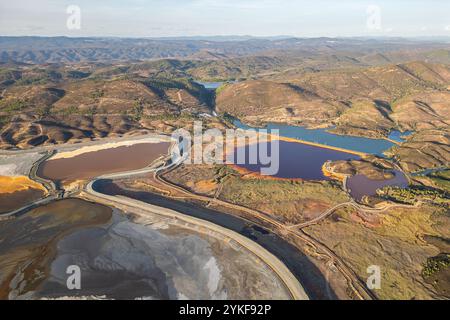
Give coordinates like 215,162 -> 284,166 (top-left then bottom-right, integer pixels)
152,165 -> 376,300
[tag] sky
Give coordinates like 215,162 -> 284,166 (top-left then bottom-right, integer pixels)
0,0 -> 449,38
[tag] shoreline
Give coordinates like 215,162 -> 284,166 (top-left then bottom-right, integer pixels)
49,138 -> 168,160
235,120 -> 395,153
222,132 -> 365,182
273,134 -> 367,157
229,131 -> 367,156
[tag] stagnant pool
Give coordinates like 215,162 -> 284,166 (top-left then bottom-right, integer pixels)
38,142 -> 170,184
346,170 -> 409,201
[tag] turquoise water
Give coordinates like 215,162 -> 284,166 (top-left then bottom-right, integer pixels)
387,130 -> 413,143
234,120 -> 396,156
411,167 -> 447,176
195,81 -> 224,90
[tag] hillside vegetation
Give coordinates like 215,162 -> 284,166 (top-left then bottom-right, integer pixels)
0,65 -> 212,149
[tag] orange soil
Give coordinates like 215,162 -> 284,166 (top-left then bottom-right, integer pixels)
321,164 -> 347,182
0,176 -> 47,194
193,179 -> 218,193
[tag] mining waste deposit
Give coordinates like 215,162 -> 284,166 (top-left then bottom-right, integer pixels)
0,176 -> 47,214
94,179 -> 333,300
0,199 -> 112,299
0,153 -> 48,214
0,198 -> 292,300
37,142 -> 170,184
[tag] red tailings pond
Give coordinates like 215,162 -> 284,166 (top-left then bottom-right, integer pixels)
232,140 -> 360,180
37,142 -> 170,184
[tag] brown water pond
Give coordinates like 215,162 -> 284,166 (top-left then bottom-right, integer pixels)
37,142 -> 170,184
0,198 -> 112,299
0,188 -> 45,214
346,170 -> 409,201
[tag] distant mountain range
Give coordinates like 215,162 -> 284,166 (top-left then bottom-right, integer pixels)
1,36 -> 449,64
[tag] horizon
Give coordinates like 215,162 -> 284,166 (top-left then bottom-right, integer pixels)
1,0 -> 449,38
1,35 -> 450,41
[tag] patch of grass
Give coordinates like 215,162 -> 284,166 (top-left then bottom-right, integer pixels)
85,106 -> 98,116
14,69 -> 61,86
0,114 -> 11,129
58,105 -> 79,116
220,112 -> 236,126
130,99 -> 144,122
220,170 -> 349,207
66,70 -> 90,79
378,186 -> 449,207
90,89 -> 104,100
143,112 -> 196,121
429,170 -> 450,192
0,100 -> 27,113
422,254 -> 450,278
35,105 -> 52,119
215,83 -> 229,95
375,204 -> 441,241
305,204 -> 446,299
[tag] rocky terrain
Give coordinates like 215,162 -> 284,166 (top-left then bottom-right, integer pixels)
162,164 -> 349,226
156,162 -> 449,300
386,129 -> 450,172
1,38 -> 449,150
214,60 -> 450,172
0,65 -> 214,149
217,61 -> 450,134
325,157 -> 396,181
304,203 -> 449,300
